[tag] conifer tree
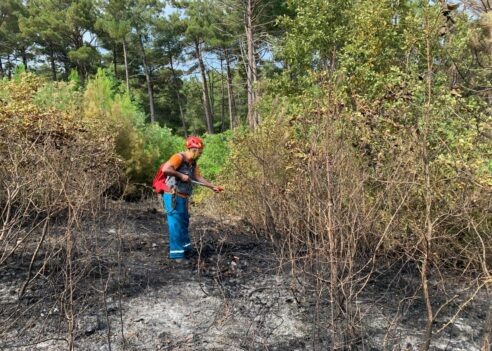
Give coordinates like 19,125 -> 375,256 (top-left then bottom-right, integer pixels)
0,0 -> 30,77
19,0 -> 99,83
180,0 -> 216,134
95,0 -> 133,91
154,13 -> 188,134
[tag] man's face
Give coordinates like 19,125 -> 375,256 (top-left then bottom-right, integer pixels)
190,148 -> 203,160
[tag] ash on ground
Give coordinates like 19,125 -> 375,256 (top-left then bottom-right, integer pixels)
0,200 -> 488,350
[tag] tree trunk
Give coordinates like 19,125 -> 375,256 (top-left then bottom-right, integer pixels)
245,0 -> 258,129
7,55 -> 12,80
122,39 -> 130,92
60,52 -> 71,80
195,40 -> 214,134
113,44 -> 118,79
420,11 -> 435,350
224,48 -> 237,128
220,57 -> 225,132
73,34 -> 86,85
488,8 -> 492,106
50,49 -> 57,81
78,64 -> 86,87
22,49 -> 28,71
170,55 -> 188,137
0,57 -> 4,78
138,35 -> 155,123
208,70 -> 215,117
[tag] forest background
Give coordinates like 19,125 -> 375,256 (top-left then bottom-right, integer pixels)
0,0 -> 491,350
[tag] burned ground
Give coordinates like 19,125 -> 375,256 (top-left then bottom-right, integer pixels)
0,199 -> 488,350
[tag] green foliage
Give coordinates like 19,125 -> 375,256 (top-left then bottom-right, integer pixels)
275,0 -> 353,93
68,45 -> 100,68
83,68 -> 183,185
33,80 -> 81,113
182,77 -> 207,133
220,1 -> 492,272
0,0 -> 29,72
198,131 -> 233,181
134,119 -> 183,184
340,0 -> 412,98
18,0 -> 100,81
13,64 -> 26,80
68,69 -> 81,87
182,0 -> 216,43
188,131 -> 232,203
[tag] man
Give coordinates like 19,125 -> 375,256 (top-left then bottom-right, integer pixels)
155,136 -> 224,263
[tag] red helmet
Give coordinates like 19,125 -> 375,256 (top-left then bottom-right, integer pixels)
186,136 -> 204,149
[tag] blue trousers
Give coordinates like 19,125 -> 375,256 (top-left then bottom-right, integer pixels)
162,193 -> 191,259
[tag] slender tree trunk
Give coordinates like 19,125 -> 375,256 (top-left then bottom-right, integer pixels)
170,55 -> 187,137
420,8 -> 435,351
195,40 -> 214,134
122,40 -> 130,92
147,78 -> 155,123
79,65 -> 86,87
73,34 -> 86,85
488,8 -> 492,106
420,203 -> 434,351
63,59 -> 71,80
245,0 -> 258,129
113,44 -> 118,78
208,70 -> 214,117
50,48 -> 57,81
7,55 -> 12,80
220,57 -> 225,132
224,48 -> 237,128
330,47 -> 337,72
326,157 -> 342,349
22,49 -> 28,71
0,57 -> 3,78
138,35 -> 155,123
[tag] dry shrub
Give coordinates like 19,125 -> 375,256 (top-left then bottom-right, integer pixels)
218,83 -> 491,349
0,73 -> 121,349
0,73 -> 119,228
219,96 -> 378,348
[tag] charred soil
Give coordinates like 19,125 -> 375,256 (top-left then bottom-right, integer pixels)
0,200 -> 488,350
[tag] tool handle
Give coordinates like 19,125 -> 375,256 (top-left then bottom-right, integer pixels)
191,180 -> 207,187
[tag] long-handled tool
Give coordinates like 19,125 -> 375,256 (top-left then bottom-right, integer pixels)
191,180 -> 208,187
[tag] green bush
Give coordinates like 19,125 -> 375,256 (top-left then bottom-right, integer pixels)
136,122 -> 183,184
83,69 -> 183,188
33,80 -> 81,114
198,131 -> 232,181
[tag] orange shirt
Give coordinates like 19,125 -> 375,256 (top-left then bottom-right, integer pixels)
163,153 -> 201,177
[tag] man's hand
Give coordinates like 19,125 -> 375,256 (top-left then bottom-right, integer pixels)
180,174 -> 191,182
212,186 -> 224,193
